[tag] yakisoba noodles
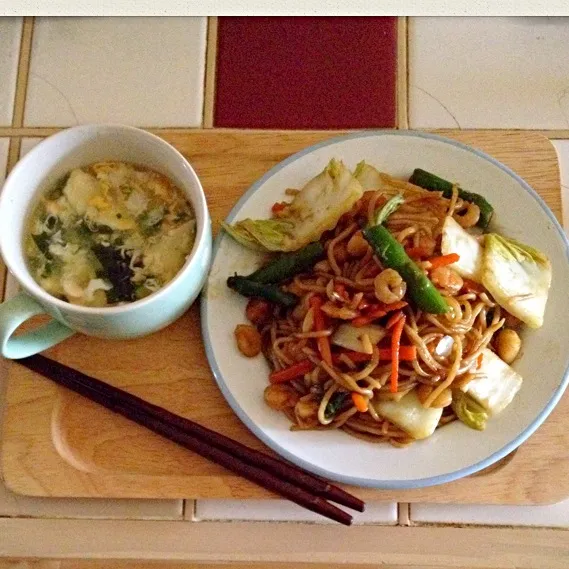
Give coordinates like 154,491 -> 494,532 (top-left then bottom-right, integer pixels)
225,160 -> 552,446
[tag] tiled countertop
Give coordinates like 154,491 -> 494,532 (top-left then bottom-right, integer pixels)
1,15 -> 569,563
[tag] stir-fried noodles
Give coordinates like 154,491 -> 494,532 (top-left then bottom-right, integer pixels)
226,162 -> 551,446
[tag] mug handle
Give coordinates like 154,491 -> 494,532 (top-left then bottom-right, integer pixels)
0,292 -> 75,359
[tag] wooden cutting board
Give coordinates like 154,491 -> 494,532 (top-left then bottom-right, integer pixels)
2,129 -> 567,504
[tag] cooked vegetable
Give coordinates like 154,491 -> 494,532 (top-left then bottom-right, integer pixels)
452,390 -> 488,431
351,300 -> 408,327
409,168 -> 494,229
434,335 -> 455,358
309,296 -> 332,366
245,242 -> 325,284
324,391 -> 348,419
427,253 -> 460,269
460,348 -> 523,415
354,161 -> 383,191
351,392 -> 369,413
333,346 -> 417,363
481,234 -> 551,329
331,323 -> 386,354
234,324 -> 262,357
269,360 -> 314,384
440,216 -> 483,281
92,244 -> 135,303
227,276 -> 298,307
223,159 -> 363,252
386,310 -> 404,330
494,328 -> 522,364
390,314 -> 406,393
363,196 -> 449,314
373,390 -> 444,440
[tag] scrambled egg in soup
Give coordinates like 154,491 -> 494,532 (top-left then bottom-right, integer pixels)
25,161 -> 196,307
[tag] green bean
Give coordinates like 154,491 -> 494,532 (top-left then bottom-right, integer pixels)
409,168 -> 494,229
362,224 -> 449,314
227,276 -> 298,307
247,242 -> 324,284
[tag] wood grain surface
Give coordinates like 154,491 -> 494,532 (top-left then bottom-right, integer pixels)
1,129 -> 566,504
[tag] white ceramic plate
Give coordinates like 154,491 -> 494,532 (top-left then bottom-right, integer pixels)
200,131 -> 569,489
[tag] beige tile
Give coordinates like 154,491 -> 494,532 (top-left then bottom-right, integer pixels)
194,499 -> 397,524
25,17 -> 207,127
409,17 -> 569,129
0,18 -> 22,126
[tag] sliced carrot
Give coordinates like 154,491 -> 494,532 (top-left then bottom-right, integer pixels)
386,310 -> 404,330
269,360 -> 314,384
333,346 -> 417,364
352,301 -> 408,327
351,314 -> 384,327
351,392 -> 369,413
309,296 -> 332,366
477,353 -> 484,370
427,253 -> 460,269
390,314 -> 407,393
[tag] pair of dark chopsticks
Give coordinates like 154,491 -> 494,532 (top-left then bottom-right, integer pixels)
17,355 -> 365,525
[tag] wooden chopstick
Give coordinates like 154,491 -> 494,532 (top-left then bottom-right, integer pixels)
17,354 -> 365,525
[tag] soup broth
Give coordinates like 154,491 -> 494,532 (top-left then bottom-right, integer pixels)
25,161 -> 196,307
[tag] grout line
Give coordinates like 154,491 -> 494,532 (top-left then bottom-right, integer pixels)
11,16 -> 35,129
202,16 -> 219,129
396,17 -> 409,130
6,137 -> 21,173
397,502 -> 411,526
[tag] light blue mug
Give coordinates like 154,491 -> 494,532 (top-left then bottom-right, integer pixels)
0,125 -> 212,359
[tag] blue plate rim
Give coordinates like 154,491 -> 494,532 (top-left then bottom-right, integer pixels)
200,129 -> 569,489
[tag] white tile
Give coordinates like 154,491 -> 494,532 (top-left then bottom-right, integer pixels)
25,17 -> 207,127
411,502 -> 569,528
0,18 -> 22,126
409,17 -> 569,129
552,140 -> 569,232
0,138 -> 9,182
195,499 -> 397,524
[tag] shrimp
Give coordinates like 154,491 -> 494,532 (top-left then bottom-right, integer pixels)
453,202 -> 480,228
374,269 -> 407,304
430,266 -> 463,295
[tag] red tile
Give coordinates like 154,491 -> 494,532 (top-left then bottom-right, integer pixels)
214,17 -> 398,129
